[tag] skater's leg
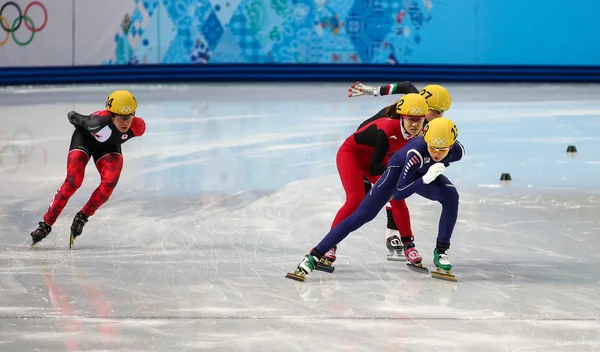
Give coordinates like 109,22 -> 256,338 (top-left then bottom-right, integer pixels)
364,174 -> 407,259
384,198 -> 418,261
390,199 -> 413,243
321,149 -> 366,263
81,152 -> 123,217
314,166 -> 401,255
415,175 -> 458,274
364,172 -> 413,244
69,151 -> 122,245
331,148 -> 367,229
415,175 -> 459,248
43,149 -> 89,226
385,204 -> 397,233
32,131 -> 91,245
385,201 -> 401,253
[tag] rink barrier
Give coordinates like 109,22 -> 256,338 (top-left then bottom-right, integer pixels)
2,64 -> 600,85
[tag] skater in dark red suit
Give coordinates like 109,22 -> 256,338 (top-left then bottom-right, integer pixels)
318,93 -> 429,269
30,90 -> 146,248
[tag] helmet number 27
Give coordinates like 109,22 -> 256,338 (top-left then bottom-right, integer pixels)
420,89 -> 433,99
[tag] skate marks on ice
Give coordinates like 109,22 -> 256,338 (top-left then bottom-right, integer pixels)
276,178 -> 600,350
1,180 -> 599,350
1,84 -> 600,351
2,317 -> 599,352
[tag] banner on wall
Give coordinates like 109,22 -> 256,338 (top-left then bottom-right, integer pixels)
74,0 -> 141,65
74,0 -> 436,65
71,0 -> 600,66
0,0 -> 73,66
5,0 -> 600,68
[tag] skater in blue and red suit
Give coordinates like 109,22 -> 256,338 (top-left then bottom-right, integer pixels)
30,90 -> 146,248
346,82 -> 454,261
317,93 -> 429,269
288,117 -> 464,281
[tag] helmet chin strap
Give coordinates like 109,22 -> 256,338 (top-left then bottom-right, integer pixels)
400,119 -> 413,140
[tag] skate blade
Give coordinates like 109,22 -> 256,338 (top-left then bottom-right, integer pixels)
431,269 -> 457,282
69,234 -> 76,249
387,254 -> 407,262
314,263 -> 335,273
30,241 -> 38,248
407,263 -> 429,274
285,272 -> 306,282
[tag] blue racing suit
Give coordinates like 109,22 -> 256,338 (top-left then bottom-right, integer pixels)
315,136 -> 465,253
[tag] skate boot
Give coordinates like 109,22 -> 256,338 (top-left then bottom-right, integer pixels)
30,222 -> 52,247
315,246 -> 336,273
69,211 -> 88,249
285,250 -> 320,282
431,248 -> 457,282
386,230 -> 405,261
404,242 -> 428,274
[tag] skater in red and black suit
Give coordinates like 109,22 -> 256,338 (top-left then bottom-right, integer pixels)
317,93 -> 429,269
30,90 -> 146,248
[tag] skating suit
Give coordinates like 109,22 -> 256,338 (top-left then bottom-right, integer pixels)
67,110 -> 146,160
317,136 -> 465,254
42,110 -> 146,226
330,117 -> 415,234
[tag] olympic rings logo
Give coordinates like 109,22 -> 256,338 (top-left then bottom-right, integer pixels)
428,137 -> 448,148
408,107 -> 425,115
118,105 -> 135,114
0,127 -> 48,173
0,1 -> 48,47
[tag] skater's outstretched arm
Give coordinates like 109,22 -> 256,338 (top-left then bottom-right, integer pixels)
68,110 -> 146,143
348,81 -> 419,97
68,111 -> 110,131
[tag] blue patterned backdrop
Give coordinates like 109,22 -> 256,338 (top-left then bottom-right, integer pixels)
104,0 -> 435,65
3,0 -> 600,85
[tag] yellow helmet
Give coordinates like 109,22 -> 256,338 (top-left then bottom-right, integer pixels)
395,93 -> 428,117
106,90 -> 137,115
420,84 -> 451,112
424,117 -> 458,149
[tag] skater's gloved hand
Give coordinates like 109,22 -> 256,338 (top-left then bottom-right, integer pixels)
348,82 -> 378,97
422,163 -> 446,184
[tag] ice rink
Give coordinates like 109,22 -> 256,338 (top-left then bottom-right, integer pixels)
0,83 -> 599,351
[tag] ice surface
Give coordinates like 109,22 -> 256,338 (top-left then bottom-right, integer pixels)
0,83 -> 599,351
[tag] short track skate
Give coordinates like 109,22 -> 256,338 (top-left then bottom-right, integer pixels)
314,258 -> 335,273
30,222 -> 52,248
431,267 -> 457,282
285,269 -> 307,282
406,262 -> 429,274
387,252 -> 407,262
69,232 -> 76,249
386,235 -> 406,261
